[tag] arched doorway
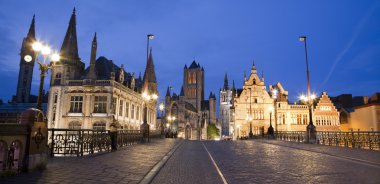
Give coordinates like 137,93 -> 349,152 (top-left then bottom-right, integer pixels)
185,125 -> 191,139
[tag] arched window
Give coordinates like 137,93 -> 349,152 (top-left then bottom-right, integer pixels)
93,122 -> 106,130
192,72 -> 197,84
69,121 -> 81,129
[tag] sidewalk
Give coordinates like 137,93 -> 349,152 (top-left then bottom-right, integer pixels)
1,139 -> 179,184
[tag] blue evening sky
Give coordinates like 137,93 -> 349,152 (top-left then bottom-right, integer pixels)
0,0 -> 379,103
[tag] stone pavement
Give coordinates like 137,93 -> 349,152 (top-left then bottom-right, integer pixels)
151,141 -> 224,184
1,139 -> 178,184
202,140 -> 380,184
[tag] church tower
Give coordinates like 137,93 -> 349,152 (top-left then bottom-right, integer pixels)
85,33 -> 97,81
15,15 -> 36,103
51,8 -> 85,86
219,72 -> 233,136
183,60 -> 204,112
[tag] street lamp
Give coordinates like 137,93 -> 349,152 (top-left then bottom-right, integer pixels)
299,36 -> 316,143
26,41 -> 60,110
247,88 -> 254,138
166,115 -> 176,137
267,106 -> 274,137
271,88 -> 278,133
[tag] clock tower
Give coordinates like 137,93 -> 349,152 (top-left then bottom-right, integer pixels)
15,15 -> 36,103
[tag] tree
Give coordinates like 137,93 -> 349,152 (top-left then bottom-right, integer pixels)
207,123 -> 220,140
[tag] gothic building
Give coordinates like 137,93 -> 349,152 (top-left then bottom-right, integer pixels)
219,73 -> 233,137
222,63 -> 340,139
46,9 -> 158,130
165,61 -> 216,140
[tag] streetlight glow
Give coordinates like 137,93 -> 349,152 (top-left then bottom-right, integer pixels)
41,46 -> 51,55
147,34 -> 154,39
32,42 -> 43,51
152,94 -> 158,100
51,53 -> 60,62
24,55 -> 32,62
159,103 -> 164,111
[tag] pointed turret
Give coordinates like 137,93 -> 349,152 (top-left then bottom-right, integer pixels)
60,8 -> 80,62
261,70 -> 264,82
184,64 -> 188,69
86,33 -> 97,80
251,59 -> 257,74
223,72 -> 229,90
232,80 -> 235,90
27,15 -> 35,39
180,86 -> 185,96
142,48 -> 158,94
166,86 -> 171,97
244,71 -> 247,81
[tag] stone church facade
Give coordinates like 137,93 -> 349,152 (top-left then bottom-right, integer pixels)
165,61 -> 216,140
46,9 -> 158,130
220,63 -> 340,139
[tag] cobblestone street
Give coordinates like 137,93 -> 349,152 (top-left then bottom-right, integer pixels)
151,140 -> 380,184
1,139 -> 178,184
1,139 -> 380,184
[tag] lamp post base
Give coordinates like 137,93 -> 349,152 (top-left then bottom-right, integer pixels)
306,123 -> 316,144
267,125 -> 274,138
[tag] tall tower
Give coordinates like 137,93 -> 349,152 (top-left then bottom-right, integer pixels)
183,60 -> 204,112
15,15 -> 36,103
219,72 -> 233,136
142,48 -> 158,95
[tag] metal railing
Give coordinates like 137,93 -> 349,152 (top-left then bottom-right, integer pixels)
48,129 -> 160,157
270,130 -> 380,150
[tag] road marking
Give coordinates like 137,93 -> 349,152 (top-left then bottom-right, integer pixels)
202,142 -> 228,184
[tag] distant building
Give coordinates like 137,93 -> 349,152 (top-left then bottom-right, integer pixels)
231,63 -> 340,139
333,93 -> 380,131
46,9 -> 158,130
219,73 -> 233,137
165,61 -> 216,140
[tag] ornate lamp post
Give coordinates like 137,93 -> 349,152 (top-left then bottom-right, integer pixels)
166,115 -> 176,138
158,103 -> 165,135
299,36 -> 316,143
25,42 -> 60,110
271,88 -> 278,134
141,92 -> 158,142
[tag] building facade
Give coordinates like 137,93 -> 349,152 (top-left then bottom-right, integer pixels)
230,63 -> 340,139
165,61 -> 216,140
219,73 -> 233,137
47,9 -> 157,130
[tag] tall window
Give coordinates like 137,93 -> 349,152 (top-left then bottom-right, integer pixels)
94,96 -> 107,113
125,102 -> 130,118
131,104 -> 135,119
54,73 -> 62,85
297,114 -> 302,125
192,72 -> 196,83
136,106 -> 140,120
302,114 -> 308,124
112,97 -> 117,114
119,100 -> 124,116
69,96 -> 83,113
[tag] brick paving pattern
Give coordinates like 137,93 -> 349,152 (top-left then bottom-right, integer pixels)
1,139 -> 178,184
203,140 -> 380,184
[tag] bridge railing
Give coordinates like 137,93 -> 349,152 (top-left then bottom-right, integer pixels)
48,128 -> 160,157
270,130 -> 380,151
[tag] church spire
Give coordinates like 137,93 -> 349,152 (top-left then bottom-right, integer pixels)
232,80 -> 235,90
27,14 -> 35,39
86,32 -> 97,80
223,72 -> 229,90
180,86 -> 185,96
60,7 -> 80,62
166,86 -> 171,97
251,59 -> 257,74
143,47 -> 158,94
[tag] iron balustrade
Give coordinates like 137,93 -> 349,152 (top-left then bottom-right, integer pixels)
48,129 -> 159,157
271,130 -> 380,151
